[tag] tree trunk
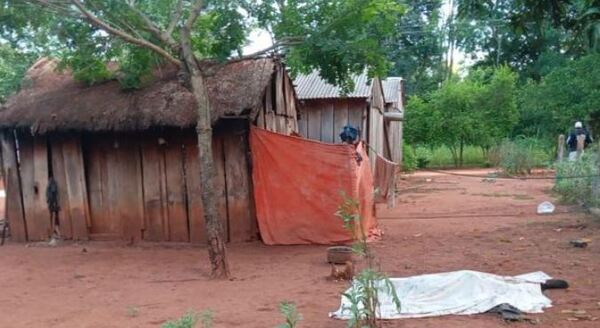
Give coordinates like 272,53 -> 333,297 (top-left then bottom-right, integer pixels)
180,28 -> 230,279
459,139 -> 464,167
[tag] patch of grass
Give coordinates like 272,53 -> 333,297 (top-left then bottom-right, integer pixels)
471,192 -> 534,200
162,310 -> 213,328
414,145 -> 486,168
126,306 -> 140,318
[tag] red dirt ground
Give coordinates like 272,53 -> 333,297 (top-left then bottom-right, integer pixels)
1,169 -> 599,327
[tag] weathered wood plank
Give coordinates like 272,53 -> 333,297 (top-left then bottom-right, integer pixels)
49,136 -> 73,239
321,103 -> 334,143
348,100 -> 364,133
141,137 -> 167,241
0,131 -> 27,241
275,68 -> 285,114
256,105 -> 266,129
114,137 -> 144,242
275,114 -> 287,134
19,134 -> 51,241
212,135 -> 229,242
62,137 -> 90,240
164,138 -> 188,242
389,121 -> 403,164
297,111 -> 308,137
183,135 -> 206,244
223,130 -> 254,242
333,99 -> 349,143
85,136 -> 116,237
307,108 -> 322,141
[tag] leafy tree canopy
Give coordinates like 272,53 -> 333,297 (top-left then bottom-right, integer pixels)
517,54 -> 600,139
405,66 -> 518,166
1,0 -> 404,92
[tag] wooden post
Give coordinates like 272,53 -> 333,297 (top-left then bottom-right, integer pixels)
557,134 -> 565,161
576,134 -> 586,159
0,131 -> 27,241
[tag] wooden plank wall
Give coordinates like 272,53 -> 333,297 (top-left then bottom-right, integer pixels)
297,99 -> 367,143
0,131 -> 27,241
4,127 -> 259,244
18,134 -> 51,241
256,66 -> 299,135
53,136 -> 90,240
83,127 -> 255,244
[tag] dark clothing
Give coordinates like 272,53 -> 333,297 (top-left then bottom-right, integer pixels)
46,178 -> 60,213
340,125 -> 360,144
566,128 -> 593,152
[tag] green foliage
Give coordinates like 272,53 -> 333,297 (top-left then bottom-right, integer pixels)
402,144 -> 417,172
518,54 -> 600,140
0,44 -> 35,103
414,145 -> 485,168
386,0 -> 444,95
342,268 -> 400,328
335,195 -> 367,257
162,310 -> 213,328
252,0 -> 405,92
335,195 -> 400,328
277,301 -> 302,328
4,0 -> 406,95
487,138 -> 552,175
554,147 -> 600,207
405,66 -> 518,167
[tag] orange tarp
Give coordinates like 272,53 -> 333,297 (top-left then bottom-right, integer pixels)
250,127 -> 376,245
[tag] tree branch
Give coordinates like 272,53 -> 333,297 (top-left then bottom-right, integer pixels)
185,0 -> 205,31
70,0 -> 181,66
229,37 -> 305,62
166,0 -> 184,36
127,2 -> 179,50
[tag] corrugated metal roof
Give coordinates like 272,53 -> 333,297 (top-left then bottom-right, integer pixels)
294,70 -> 371,99
382,77 -> 402,103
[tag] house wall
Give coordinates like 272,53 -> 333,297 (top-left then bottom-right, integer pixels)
255,65 -> 299,135
368,78 -> 388,168
1,123 -> 257,243
297,98 -> 366,143
0,65 -> 299,244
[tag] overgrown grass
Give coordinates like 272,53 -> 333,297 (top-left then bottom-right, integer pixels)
404,137 -> 553,172
553,147 -> 600,207
488,138 -> 553,175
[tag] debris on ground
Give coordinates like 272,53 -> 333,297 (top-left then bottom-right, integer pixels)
570,238 -> 591,248
537,201 -> 555,214
561,309 -> 598,321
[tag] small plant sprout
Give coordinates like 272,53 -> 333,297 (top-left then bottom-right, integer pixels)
126,306 -> 140,318
277,301 -> 302,328
162,310 -> 213,328
335,194 -> 401,328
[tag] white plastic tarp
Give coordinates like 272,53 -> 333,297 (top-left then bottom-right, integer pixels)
330,270 -> 552,319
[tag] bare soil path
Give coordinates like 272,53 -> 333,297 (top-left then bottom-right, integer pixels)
0,169 -> 598,327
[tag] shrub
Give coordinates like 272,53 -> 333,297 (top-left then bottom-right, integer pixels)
554,148 -> 600,207
402,144 -> 417,171
488,137 -> 552,175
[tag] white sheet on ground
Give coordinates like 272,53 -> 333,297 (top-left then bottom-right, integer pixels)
330,270 -> 552,319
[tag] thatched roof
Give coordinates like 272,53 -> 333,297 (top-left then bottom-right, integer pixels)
0,57 -> 277,133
